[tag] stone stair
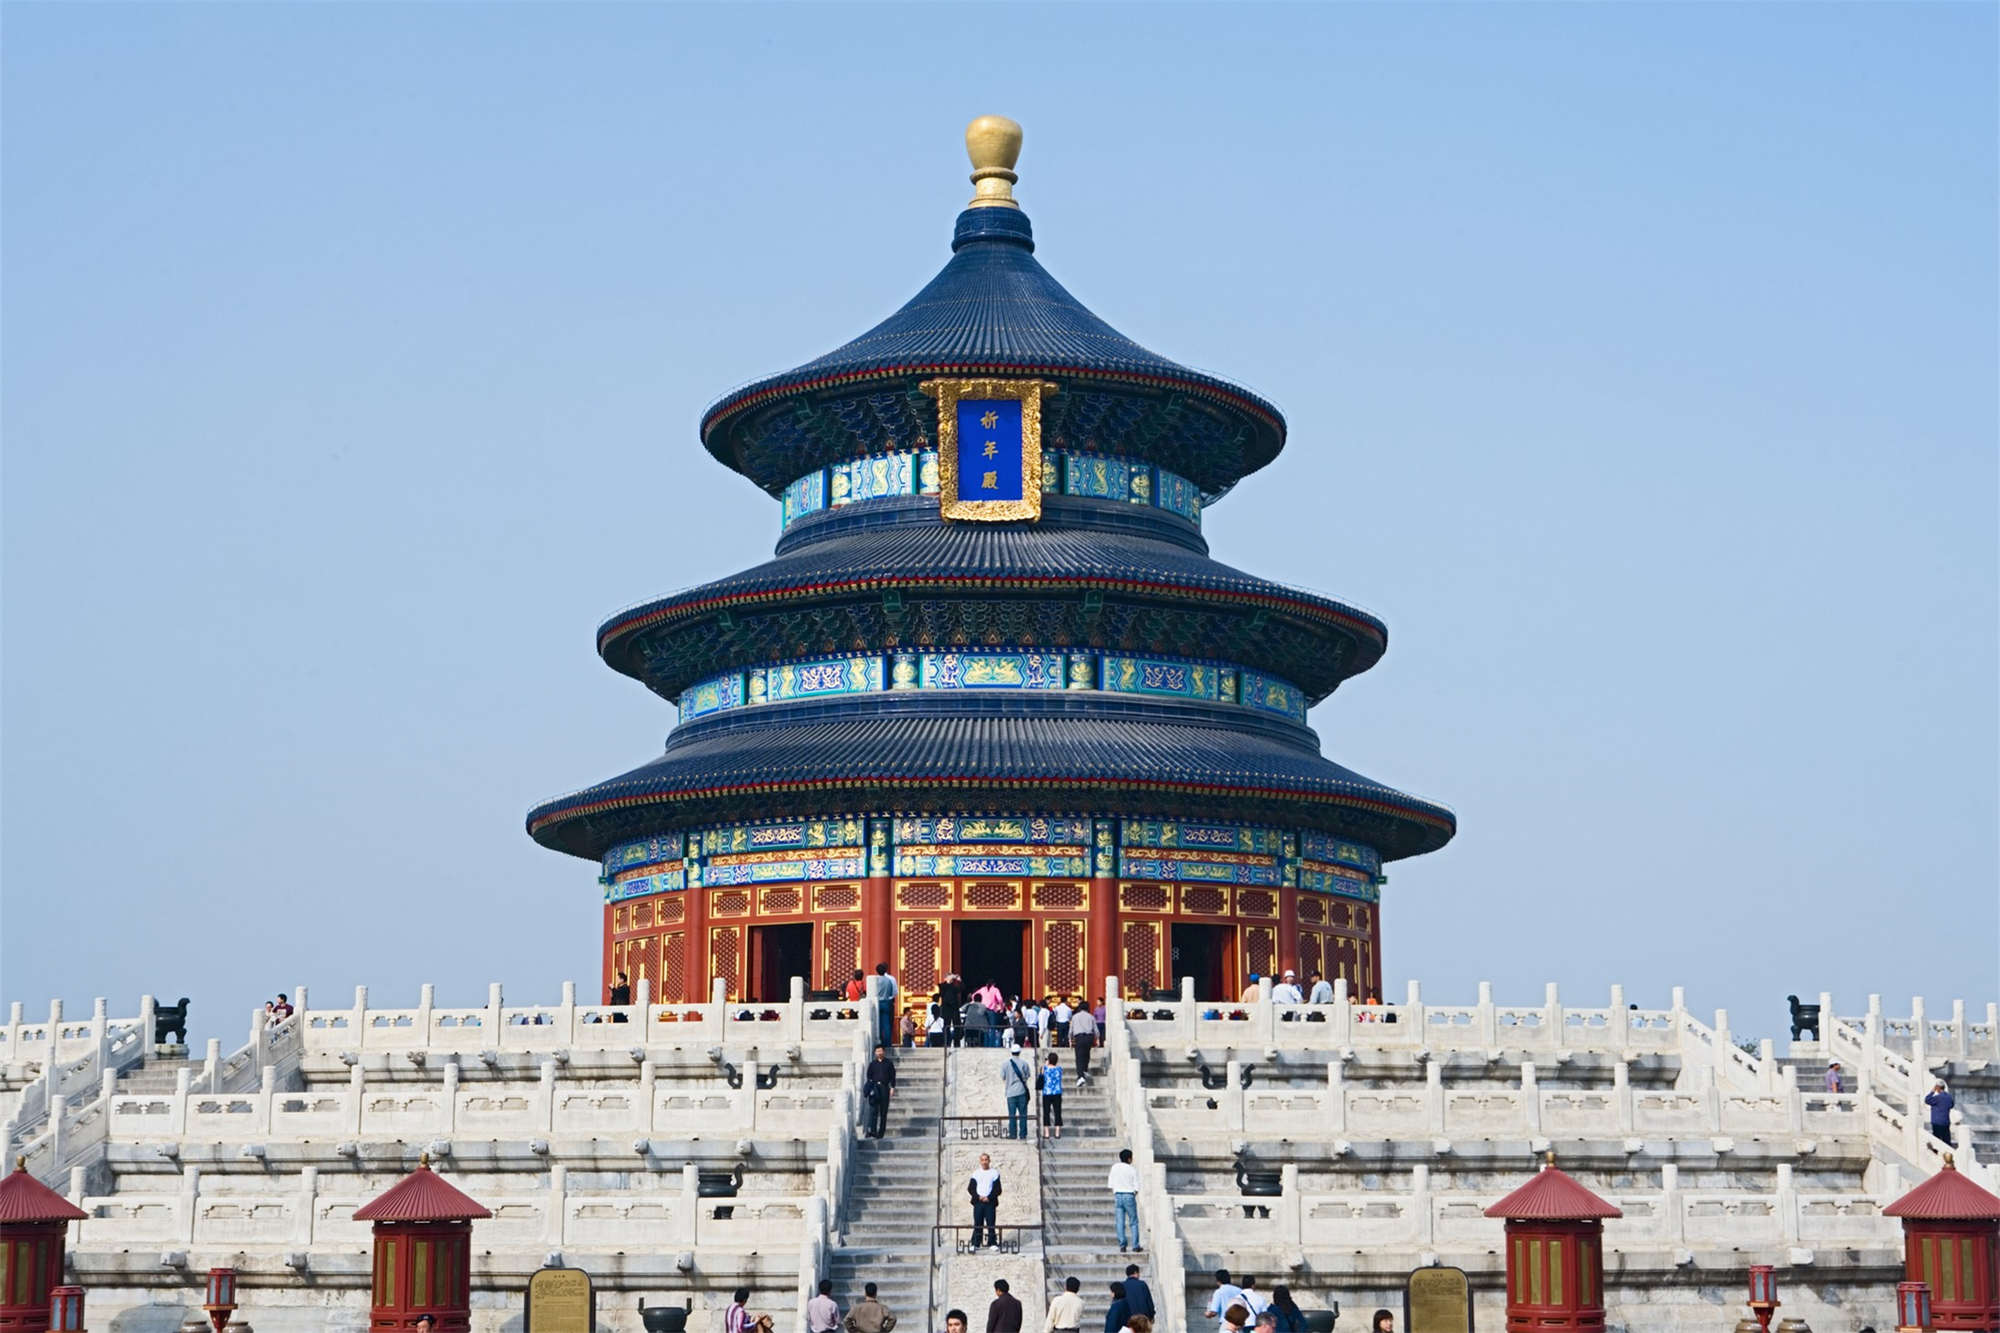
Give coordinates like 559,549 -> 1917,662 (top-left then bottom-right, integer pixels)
1039,1069 -> 1137,1324
829,1047 -> 946,1326
115,1056 -> 199,1094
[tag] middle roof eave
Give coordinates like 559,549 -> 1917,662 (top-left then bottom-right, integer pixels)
595,523 -> 1388,699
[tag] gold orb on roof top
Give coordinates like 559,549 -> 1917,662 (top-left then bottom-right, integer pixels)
965,114 -> 1022,210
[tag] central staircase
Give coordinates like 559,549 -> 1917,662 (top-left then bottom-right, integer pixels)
1041,1070 -> 1133,1325
830,1047 -> 946,1325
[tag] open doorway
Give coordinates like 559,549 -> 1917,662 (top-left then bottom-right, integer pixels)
749,923 -> 813,1002
954,919 -> 1027,1001
1171,923 -> 1235,1001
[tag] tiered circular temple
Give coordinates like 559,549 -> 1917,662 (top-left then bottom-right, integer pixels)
527,117 -> 1455,1009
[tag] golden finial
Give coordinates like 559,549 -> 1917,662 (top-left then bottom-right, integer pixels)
1944,1151 -> 1956,1169
12,1156 -> 23,1173
1544,1150 -> 1557,1169
964,115 -> 1023,210
419,1151 -> 432,1169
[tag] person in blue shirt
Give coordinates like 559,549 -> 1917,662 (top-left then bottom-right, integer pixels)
1926,1079 -> 1956,1145
1041,1052 -> 1065,1140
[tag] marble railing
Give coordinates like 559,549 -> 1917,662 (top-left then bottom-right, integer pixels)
1167,1161 -> 1895,1257
73,1161 -> 812,1257
1144,1060 -> 1865,1144
104,1053 -> 859,1147
1817,1005 -> 1993,1188
1106,986 -> 1188,1333
293,978 -> 866,1059
2,998 -> 151,1142
1828,995 -> 2000,1064
1122,979 -> 1684,1060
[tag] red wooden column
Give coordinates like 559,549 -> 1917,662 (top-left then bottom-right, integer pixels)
1085,820 -> 1119,998
353,1158 -> 491,1333
0,1161 -> 88,1333
1884,1155 -> 2000,1330
863,818 -> 893,992
1485,1156 -> 1622,1332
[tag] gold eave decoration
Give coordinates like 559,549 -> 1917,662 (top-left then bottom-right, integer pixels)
921,377 -> 1057,522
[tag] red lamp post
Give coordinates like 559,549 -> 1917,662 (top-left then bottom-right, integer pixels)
44,1290 -> 82,1333
0,1160 -> 89,1333
1484,1155 -> 1623,1333
1746,1264 -> 1780,1332
203,1267 -> 238,1333
352,1157 -> 491,1333
1883,1155 -> 2000,1331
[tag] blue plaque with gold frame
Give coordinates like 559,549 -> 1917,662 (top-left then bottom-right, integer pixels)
920,378 -> 1056,521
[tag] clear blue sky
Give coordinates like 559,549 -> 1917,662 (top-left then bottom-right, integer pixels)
5,4 -> 1994,1044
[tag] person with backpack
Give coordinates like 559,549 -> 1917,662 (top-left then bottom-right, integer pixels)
1001,1044 -> 1033,1139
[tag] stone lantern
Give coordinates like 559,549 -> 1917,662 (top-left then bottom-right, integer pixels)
0,1159 -> 89,1333
1883,1155 -> 2000,1331
352,1157 -> 491,1333
1484,1155 -> 1623,1333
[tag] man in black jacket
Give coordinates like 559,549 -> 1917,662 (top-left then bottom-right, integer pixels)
968,1152 -> 1001,1248
984,1279 -> 1021,1333
862,1044 -> 896,1139
938,973 -> 966,1048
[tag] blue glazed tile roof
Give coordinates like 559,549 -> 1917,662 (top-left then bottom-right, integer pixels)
701,208 -> 1285,494
596,519 -> 1386,701
526,692 -> 1454,862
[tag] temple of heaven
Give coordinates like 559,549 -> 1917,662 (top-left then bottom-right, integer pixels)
527,116 -> 1454,1009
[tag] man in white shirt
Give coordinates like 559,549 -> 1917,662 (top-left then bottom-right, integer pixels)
1107,1147 -> 1142,1252
1045,1276 -> 1085,1332
968,1152 -> 1002,1248
1270,970 -> 1303,1004
1052,997 -> 1073,1045
1306,970 -> 1335,1005
1206,1270 -> 1251,1328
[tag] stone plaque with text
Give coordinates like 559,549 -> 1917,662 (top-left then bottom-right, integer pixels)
1404,1265 -> 1471,1333
527,1266 -> 594,1333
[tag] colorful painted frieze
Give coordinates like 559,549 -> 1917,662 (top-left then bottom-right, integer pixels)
893,815 -> 1092,845
1155,468 -> 1201,523
704,851 -> 866,885
604,833 -> 688,876
781,471 -> 827,527
918,450 -> 940,495
919,651 -> 1066,690
1064,451 -> 1132,502
1118,852 -> 1283,885
830,454 -> 917,508
1299,863 -> 1380,901
699,818 -> 866,856
1127,464 -> 1154,505
1101,655 -> 1221,701
1238,669 -> 1307,722
1119,820 -> 1285,854
1299,831 -> 1381,875
606,865 -> 685,902
680,672 -> 747,720
766,654 -> 886,702
895,851 -> 1090,878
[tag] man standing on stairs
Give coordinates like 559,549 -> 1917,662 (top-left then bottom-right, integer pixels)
863,1043 -> 896,1139
1108,1148 -> 1142,1252
968,1151 -> 1003,1248
1120,1265 -> 1155,1322
808,1279 -> 841,1333
874,964 -> 899,1050
1003,1044 -> 1033,1139
1069,1003 -> 1099,1085
1045,1276 -> 1085,1333
987,1281 -> 1022,1333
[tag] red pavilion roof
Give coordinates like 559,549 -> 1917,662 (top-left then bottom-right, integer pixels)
353,1161 -> 491,1223
1884,1158 -> 2000,1221
1485,1161 -> 1623,1220
0,1161 -> 88,1223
